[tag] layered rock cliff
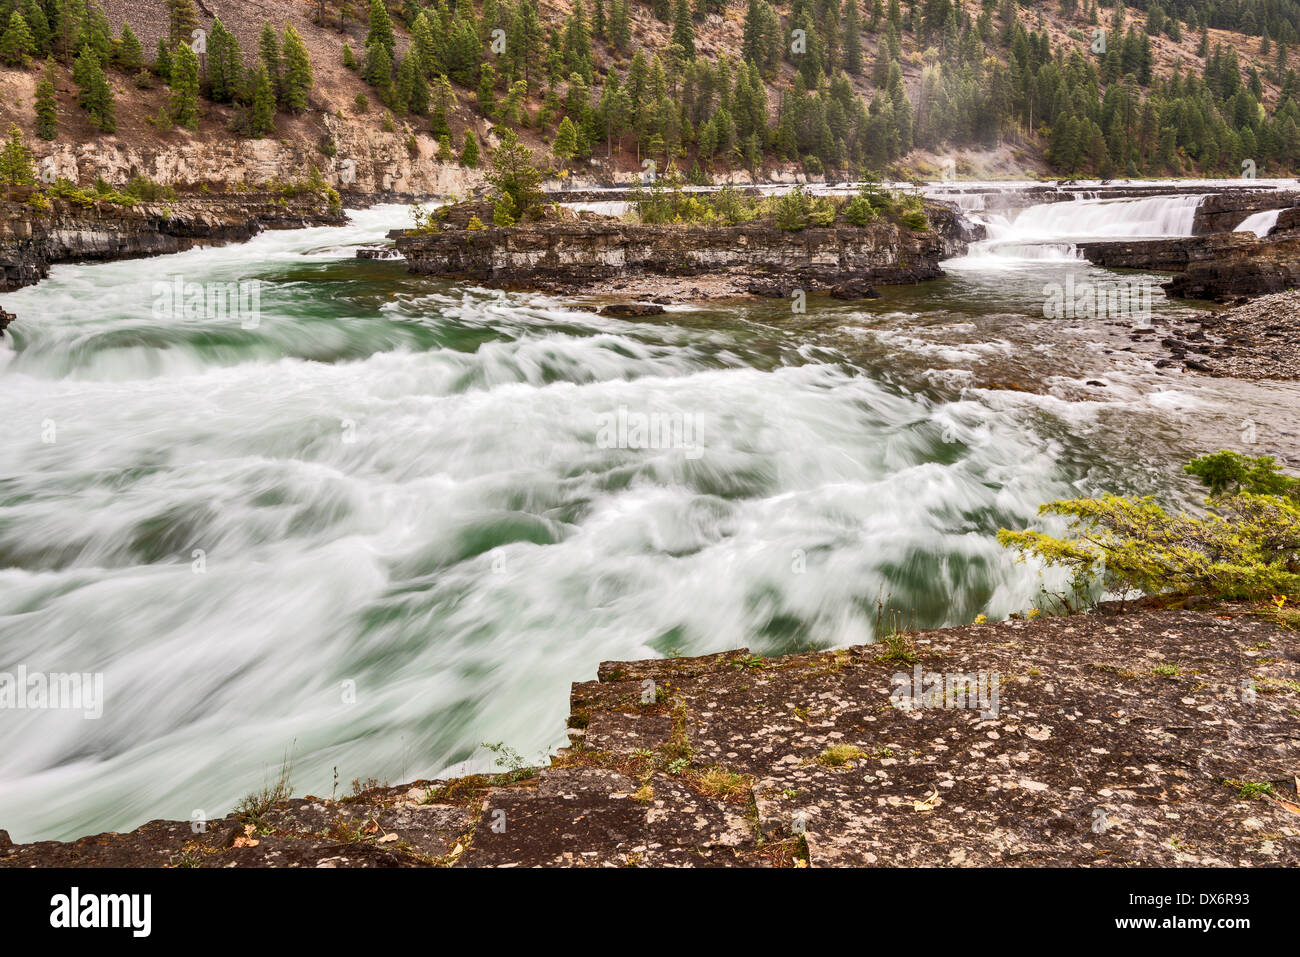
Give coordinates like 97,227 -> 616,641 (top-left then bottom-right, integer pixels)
393,209 -> 957,297
0,193 -> 346,291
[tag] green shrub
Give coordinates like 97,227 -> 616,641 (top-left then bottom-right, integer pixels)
900,209 -> 929,231
492,193 -> 517,226
998,452 -> 1300,603
843,193 -> 878,226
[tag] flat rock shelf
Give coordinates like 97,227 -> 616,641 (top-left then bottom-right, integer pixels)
3,607 -> 1297,868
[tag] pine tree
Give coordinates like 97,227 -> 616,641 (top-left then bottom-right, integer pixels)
366,0 -> 396,61
461,128 -> 479,167
487,127 -> 542,216
363,40 -> 393,92
34,60 -> 57,139
249,63 -> 276,136
258,22 -> 282,101
154,37 -> 172,82
116,22 -> 144,72
207,18 -> 243,103
0,123 -> 35,187
492,191 -> 516,225
553,114 -> 578,162
167,0 -> 199,50
843,0 -> 863,75
74,48 -> 115,132
672,0 -> 694,59
1,11 -> 36,66
281,23 -> 313,112
22,0 -> 50,58
396,52 -> 428,114
169,40 -> 200,130
343,43 -> 357,69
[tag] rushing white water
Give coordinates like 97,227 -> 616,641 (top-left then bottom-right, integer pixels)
1235,208 -> 1282,238
953,193 -> 1206,264
1000,194 -> 1204,240
2,195 -> 1291,843
0,203 -> 1119,841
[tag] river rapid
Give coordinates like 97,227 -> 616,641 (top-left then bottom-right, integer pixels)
1,190 -> 1298,841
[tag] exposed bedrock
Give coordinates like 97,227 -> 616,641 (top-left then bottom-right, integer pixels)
394,212 -> 957,296
0,194 -> 346,292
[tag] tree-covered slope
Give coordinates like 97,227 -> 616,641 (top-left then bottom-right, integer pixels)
0,0 -> 1295,187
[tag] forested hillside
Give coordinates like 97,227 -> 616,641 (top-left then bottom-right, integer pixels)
0,0 -> 1296,188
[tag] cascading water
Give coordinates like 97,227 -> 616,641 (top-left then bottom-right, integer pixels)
1,197 -> 1288,843
951,192 -> 1205,264
1235,208 -> 1282,238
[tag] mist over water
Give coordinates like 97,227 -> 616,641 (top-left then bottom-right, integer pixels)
0,199 -> 1291,841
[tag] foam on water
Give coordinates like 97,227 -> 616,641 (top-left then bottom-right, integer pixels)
0,197 -> 1270,842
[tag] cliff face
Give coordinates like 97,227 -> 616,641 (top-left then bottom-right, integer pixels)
395,214 -> 952,294
2,607 -> 1296,867
1192,191 -> 1300,235
31,118 -> 485,200
0,194 -> 346,291
1164,235 -> 1300,301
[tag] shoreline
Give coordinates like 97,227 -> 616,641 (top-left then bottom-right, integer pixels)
3,604 -> 1295,866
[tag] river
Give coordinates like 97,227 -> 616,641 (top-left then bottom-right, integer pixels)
1,189 -> 1298,841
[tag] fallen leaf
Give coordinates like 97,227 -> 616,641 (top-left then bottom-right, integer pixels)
1265,795 -> 1300,816
232,836 -> 259,848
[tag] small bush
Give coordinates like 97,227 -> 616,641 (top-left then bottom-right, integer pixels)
999,452 -> 1300,603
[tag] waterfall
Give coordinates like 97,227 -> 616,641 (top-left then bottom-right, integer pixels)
1000,194 -> 1204,240
952,192 -> 1205,263
1234,208 -> 1282,238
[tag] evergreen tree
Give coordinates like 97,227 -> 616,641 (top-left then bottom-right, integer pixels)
553,114 -> 579,162
22,0 -> 50,58
672,0 -> 695,59
167,0 -> 199,50
281,23 -> 313,112
154,37 -> 172,82
487,127 -> 542,215
363,41 -> 394,101
366,0 -> 396,61
396,51 -> 428,113
258,22 -> 282,101
1,11 -> 36,66
843,0 -> 862,75
34,59 -> 57,139
461,128 -> 479,167
170,40 -> 200,130
207,18 -> 243,103
609,0 -> 630,52
73,48 -> 114,131
0,123 -> 35,187
249,63 -> 276,135
116,22 -> 144,72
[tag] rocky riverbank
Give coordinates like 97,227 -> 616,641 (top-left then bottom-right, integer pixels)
1159,290 -> 1300,380
3,606 -> 1296,867
0,192 -> 346,292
